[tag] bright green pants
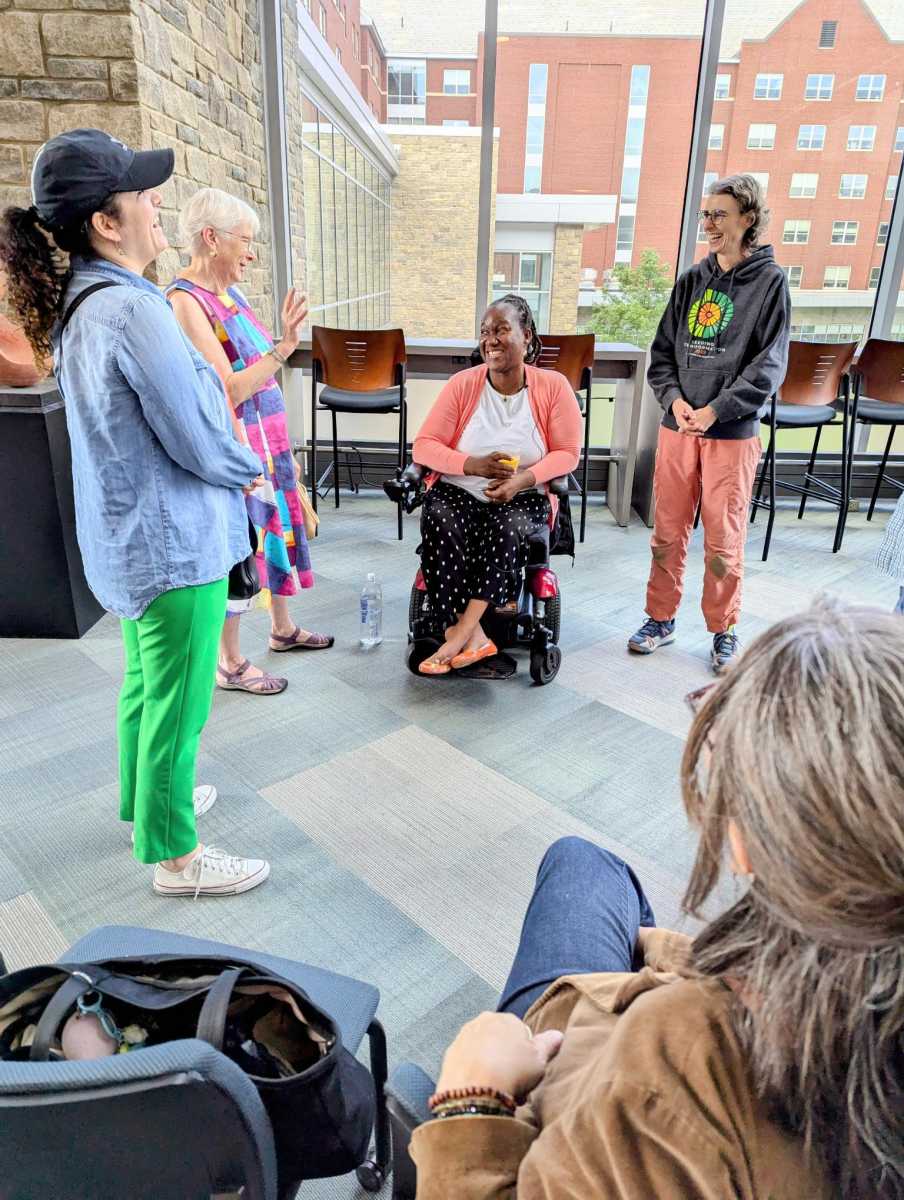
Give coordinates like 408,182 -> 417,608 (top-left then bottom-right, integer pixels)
118,579 -> 227,864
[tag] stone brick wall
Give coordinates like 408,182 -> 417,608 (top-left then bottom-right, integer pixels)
387,128 -> 496,339
0,0 -> 144,215
549,224 -> 582,334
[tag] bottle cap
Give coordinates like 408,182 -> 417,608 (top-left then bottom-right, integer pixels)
367,572 -> 375,582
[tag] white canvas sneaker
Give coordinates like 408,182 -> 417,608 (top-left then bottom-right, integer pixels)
130,785 -> 217,845
152,846 -> 270,898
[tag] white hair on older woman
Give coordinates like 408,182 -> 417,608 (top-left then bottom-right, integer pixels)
179,187 -> 260,255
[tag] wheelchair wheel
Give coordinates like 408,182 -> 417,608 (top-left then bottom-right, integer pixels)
407,636 -> 442,676
530,645 -> 562,686
545,593 -> 561,645
409,583 -> 427,628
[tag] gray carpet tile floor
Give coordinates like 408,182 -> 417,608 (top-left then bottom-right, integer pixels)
0,490 -> 897,1199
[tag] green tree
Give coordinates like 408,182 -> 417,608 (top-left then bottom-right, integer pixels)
586,249 -> 673,348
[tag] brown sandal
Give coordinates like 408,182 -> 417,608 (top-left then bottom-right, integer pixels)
269,625 -> 335,652
216,659 -> 288,695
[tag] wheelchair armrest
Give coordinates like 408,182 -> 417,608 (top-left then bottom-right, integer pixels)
383,462 -> 427,513
386,1062 -> 435,1200
548,475 -> 569,497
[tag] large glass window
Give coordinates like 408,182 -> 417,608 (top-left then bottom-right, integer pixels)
753,73 -> 782,100
789,172 -> 818,198
797,124 -> 825,150
387,59 -> 426,123
804,73 -> 833,100
443,68 -> 470,94
492,251 -> 552,332
847,125 -> 877,152
855,73 -> 885,101
528,62 -> 548,104
839,174 -> 867,199
747,123 -> 775,150
523,63 -> 548,194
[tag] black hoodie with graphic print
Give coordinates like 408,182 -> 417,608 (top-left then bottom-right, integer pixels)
647,244 -> 791,440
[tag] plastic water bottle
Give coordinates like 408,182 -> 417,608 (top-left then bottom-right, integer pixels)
359,573 -> 383,647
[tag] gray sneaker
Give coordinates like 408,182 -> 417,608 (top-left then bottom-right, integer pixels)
711,629 -> 741,675
628,616 -> 676,654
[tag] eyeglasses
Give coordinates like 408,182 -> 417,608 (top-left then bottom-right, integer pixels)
212,228 -> 254,250
697,209 -> 730,225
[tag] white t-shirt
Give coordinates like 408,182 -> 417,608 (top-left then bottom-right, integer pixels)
443,379 -> 547,503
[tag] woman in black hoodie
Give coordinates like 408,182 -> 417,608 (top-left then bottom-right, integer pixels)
629,174 -> 790,674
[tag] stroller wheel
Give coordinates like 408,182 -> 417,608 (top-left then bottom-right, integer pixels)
530,645 -> 562,686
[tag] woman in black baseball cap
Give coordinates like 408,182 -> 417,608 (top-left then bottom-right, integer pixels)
0,129 -> 272,899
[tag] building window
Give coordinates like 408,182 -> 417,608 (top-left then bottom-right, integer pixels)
747,123 -> 775,150
782,219 -> 811,244
824,266 -> 850,289
869,267 -> 881,288
797,124 -> 826,150
878,222 -> 889,245
785,265 -> 803,288
387,59 -> 426,123
847,125 -> 876,151
804,73 -> 833,100
528,62 -> 549,105
442,119 -> 469,127
747,171 -> 769,196
523,63 -> 548,194
319,4 -> 327,37
831,220 -> 858,245
838,174 -> 867,199
819,20 -> 837,48
335,46 -> 341,65
714,74 -> 731,100
708,124 -> 724,150
443,69 -> 470,95
352,26 -> 359,60
754,73 -> 783,100
855,74 -> 885,101
492,251 -> 552,332
789,172 -> 818,198
614,65 -> 650,264
887,174 -> 898,200
895,128 -> 904,153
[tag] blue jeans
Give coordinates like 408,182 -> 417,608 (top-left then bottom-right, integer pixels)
498,837 -> 656,1019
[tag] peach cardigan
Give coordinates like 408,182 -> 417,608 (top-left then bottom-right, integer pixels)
412,364 -> 582,524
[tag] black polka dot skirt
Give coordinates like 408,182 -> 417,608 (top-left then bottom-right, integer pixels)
419,481 -> 551,629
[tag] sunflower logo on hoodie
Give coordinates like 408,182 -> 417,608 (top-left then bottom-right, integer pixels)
688,288 -> 735,340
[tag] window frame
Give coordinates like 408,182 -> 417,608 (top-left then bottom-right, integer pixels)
708,123 -> 724,150
855,73 -> 885,102
442,68 -> 471,96
823,265 -> 851,290
714,74 -> 731,100
830,220 -> 859,245
847,125 -> 877,152
746,122 -> 776,150
753,73 -> 783,100
785,265 -> 803,288
782,219 -> 811,244
838,173 -> 867,199
804,73 -> 833,100
789,172 -> 818,198
797,124 -> 826,151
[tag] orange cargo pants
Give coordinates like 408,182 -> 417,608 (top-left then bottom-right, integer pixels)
645,425 -> 762,633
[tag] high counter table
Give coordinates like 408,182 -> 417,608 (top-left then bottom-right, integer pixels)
288,338 -> 655,528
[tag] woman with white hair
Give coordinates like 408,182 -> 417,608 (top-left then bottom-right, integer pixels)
168,187 -> 333,696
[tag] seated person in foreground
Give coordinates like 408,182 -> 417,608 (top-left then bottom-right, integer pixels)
411,598 -> 904,1199
412,294 -> 582,674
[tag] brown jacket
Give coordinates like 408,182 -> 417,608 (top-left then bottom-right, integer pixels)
411,931 -> 831,1199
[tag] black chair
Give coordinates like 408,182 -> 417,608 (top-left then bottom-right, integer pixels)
0,924 -> 391,1198
847,339 -> 904,520
310,326 -> 408,539
750,340 -> 859,560
535,333 -> 597,542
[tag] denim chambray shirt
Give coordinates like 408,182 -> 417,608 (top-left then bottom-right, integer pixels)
53,256 -> 261,620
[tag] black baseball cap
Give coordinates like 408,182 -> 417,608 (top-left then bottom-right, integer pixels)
31,128 -> 174,230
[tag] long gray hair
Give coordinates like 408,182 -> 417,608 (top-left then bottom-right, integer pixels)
707,173 -> 770,249
682,597 -> 904,1197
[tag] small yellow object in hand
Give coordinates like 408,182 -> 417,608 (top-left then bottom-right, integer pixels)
498,453 -> 520,471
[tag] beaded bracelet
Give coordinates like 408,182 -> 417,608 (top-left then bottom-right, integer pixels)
433,1103 -> 515,1121
431,1097 -> 513,1119
269,343 -> 290,366
428,1086 -> 516,1113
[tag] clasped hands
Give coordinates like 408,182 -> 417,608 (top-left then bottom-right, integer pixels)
463,451 -> 536,504
672,397 -> 717,436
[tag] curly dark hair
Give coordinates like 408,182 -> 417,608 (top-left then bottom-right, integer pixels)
0,198 -> 118,364
487,293 -> 543,364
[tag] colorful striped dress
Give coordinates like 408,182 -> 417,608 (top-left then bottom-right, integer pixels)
167,279 -> 314,612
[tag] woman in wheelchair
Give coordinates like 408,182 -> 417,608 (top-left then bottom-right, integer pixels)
412,294 -> 582,674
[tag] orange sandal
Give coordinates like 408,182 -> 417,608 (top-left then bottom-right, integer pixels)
450,641 -> 498,670
418,654 -> 453,675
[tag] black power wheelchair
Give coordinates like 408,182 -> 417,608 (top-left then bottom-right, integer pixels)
383,463 -> 573,685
